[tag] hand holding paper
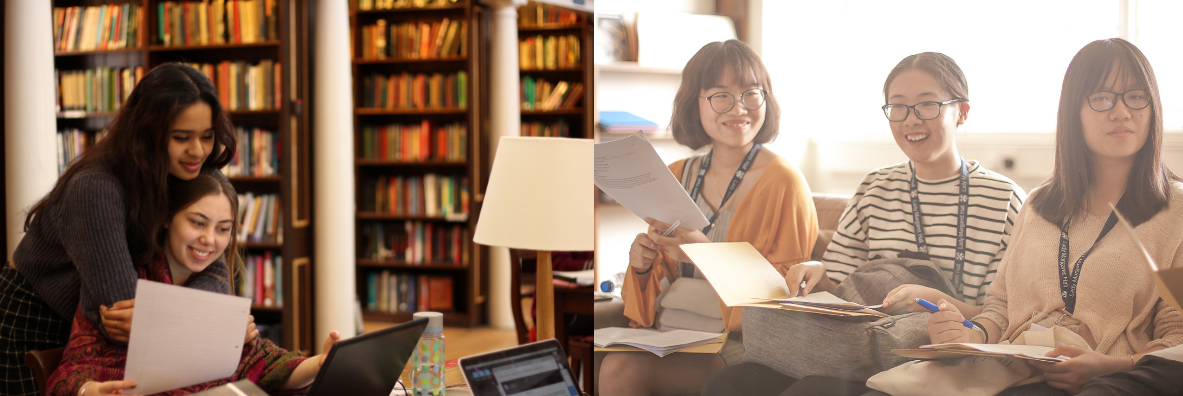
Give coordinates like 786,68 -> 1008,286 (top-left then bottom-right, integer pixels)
594,132 -> 709,230
646,217 -> 709,263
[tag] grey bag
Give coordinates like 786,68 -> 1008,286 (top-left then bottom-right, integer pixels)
742,258 -> 958,381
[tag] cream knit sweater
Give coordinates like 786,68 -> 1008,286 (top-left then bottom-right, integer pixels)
974,183 -> 1183,356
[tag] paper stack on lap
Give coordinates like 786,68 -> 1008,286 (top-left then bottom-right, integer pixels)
763,291 -> 886,317
593,327 -> 724,357
893,343 -> 1068,363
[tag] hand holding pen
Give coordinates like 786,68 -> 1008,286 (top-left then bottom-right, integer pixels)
645,218 -> 710,264
921,298 -> 987,344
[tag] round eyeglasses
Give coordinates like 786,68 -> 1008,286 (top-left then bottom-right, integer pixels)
881,99 -> 959,122
1087,89 -> 1150,112
701,89 -> 767,114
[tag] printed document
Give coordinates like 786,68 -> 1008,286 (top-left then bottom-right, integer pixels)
594,132 -> 709,231
593,327 -> 724,357
124,279 -> 251,395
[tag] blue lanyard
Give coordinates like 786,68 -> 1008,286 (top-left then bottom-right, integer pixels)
687,144 -> 762,235
909,159 -> 969,295
1057,205 -> 1120,314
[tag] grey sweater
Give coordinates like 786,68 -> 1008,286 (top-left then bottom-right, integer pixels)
13,165 -> 230,338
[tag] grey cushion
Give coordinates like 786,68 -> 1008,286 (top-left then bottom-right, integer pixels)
659,277 -> 723,319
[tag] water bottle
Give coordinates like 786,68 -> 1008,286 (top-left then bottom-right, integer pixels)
411,312 -> 445,395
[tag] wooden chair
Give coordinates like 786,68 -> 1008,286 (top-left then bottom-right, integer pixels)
24,347 -> 65,396
508,249 -> 593,393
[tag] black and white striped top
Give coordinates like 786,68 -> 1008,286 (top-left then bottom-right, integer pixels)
823,161 -> 1026,304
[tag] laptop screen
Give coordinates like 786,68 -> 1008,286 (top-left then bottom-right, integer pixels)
306,318 -> 428,396
460,339 -> 579,396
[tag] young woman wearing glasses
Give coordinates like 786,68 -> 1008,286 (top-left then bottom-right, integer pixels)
702,52 -> 1027,395
594,39 -> 819,396
921,38 -> 1183,395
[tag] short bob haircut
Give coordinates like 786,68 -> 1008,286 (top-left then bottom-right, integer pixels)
1029,38 -> 1177,227
882,52 -> 970,105
670,40 -> 780,150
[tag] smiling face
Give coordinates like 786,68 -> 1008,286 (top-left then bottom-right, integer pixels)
698,66 -> 767,150
167,102 -> 215,180
1079,68 -> 1151,165
885,69 -> 967,170
164,193 -> 234,275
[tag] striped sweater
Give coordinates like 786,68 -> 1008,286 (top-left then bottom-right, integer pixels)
823,161 -> 1026,304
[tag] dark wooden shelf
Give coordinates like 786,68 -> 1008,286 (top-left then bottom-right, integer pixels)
56,111 -> 117,119
517,24 -> 583,32
227,109 -> 282,115
356,159 -> 467,166
354,56 -> 467,64
356,108 -> 468,116
357,259 -> 467,270
55,47 -> 143,56
362,310 -> 473,327
522,108 -> 584,115
520,67 -> 583,73
228,176 -> 282,183
148,41 -> 282,52
243,242 -> 283,249
356,212 -> 468,222
355,4 -> 467,14
251,305 -> 283,313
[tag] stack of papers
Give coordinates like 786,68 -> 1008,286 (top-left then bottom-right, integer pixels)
593,327 -> 725,357
554,269 -> 594,287
597,111 -> 659,134
762,291 -> 887,318
893,343 -> 1067,363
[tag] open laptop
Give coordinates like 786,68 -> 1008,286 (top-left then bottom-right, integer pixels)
304,317 -> 428,396
459,339 -> 581,396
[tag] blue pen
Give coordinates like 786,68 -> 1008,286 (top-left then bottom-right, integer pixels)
916,298 -> 975,329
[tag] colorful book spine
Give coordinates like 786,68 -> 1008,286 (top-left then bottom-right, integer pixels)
155,0 -> 278,46
360,221 -> 467,265
362,71 -> 466,110
364,270 -> 454,313
224,127 -> 279,177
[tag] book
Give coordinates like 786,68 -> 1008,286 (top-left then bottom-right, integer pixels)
597,111 -> 659,133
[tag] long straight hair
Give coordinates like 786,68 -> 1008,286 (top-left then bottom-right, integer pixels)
1030,38 -> 1176,227
164,174 -> 243,291
24,63 -> 236,268
670,40 -> 781,150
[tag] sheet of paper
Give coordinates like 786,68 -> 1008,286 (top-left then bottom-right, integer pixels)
554,269 -> 594,286
124,279 -> 251,395
594,132 -> 709,231
1110,204 -> 1183,314
680,242 -> 793,306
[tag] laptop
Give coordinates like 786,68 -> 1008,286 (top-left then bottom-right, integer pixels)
305,317 -> 428,396
459,339 -> 581,396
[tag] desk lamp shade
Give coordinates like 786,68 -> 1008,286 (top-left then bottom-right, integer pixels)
473,137 -> 594,251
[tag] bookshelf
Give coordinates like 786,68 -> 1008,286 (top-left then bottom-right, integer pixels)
516,1 -> 592,140
350,0 -> 488,327
49,0 -> 316,353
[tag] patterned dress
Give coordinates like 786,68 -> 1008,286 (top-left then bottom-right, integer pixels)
46,256 -> 310,396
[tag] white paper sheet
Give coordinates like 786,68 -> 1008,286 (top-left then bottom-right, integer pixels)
594,132 -> 710,231
554,269 -> 594,286
679,242 -> 793,306
124,279 -> 252,395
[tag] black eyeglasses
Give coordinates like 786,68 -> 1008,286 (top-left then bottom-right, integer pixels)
881,99 -> 959,122
1087,89 -> 1150,112
701,89 -> 767,114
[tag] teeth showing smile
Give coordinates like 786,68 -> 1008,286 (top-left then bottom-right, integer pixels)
906,133 -> 929,142
190,246 -> 211,259
724,121 -> 749,127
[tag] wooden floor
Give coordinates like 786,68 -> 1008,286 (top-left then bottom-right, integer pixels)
361,321 -> 519,360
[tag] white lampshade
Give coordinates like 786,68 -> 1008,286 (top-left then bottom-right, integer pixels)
474,137 -> 594,251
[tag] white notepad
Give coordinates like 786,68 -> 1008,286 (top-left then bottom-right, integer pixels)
123,279 -> 252,395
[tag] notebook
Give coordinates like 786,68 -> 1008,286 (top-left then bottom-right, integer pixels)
459,339 -> 581,396
305,317 -> 428,396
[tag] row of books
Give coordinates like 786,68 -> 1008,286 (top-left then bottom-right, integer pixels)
361,71 -> 468,110
365,271 -> 455,313
57,129 -> 90,174
238,192 -> 283,244
53,4 -> 143,53
242,251 -> 283,308
156,0 -> 279,47
56,67 -> 144,113
361,221 -> 469,265
518,3 -> 583,27
358,0 -> 456,11
185,60 -> 282,111
359,19 -> 468,60
522,119 -> 572,137
225,127 -> 279,177
520,77 -> 584,111
360,174 -> 470,218
360,121 -> 467,162
518,34 -> 581,70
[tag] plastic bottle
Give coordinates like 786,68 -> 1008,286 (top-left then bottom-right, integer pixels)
599,271 -> 626,294
411,312 -> 445,395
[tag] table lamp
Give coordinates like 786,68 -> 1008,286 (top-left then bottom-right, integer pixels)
473,137 -> 593,341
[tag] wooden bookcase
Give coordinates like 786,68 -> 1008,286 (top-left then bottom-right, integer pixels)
349,0 -> 488,327
49,0 -> 315,352
516,1 -> 593,140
